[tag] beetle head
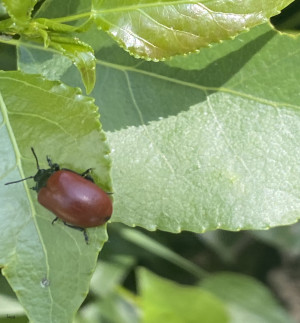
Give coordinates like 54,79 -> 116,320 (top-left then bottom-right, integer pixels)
5,148 -> 60,192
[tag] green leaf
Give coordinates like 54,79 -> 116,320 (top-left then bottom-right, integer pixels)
109,91 -> 300,231
103,23 -> 300,233
0,71 -> 112,322
18,49 -> 73,81
0,17 -> 96,93
91,0 -> 293,60
138,268 -> 229,323
49,35 -> 96,94
2,0 -> 36,28
201,273 -> 296,323
18,18 -> 96,93
4,31 -> 96,93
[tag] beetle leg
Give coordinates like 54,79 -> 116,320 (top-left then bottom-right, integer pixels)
46,156 -> 53,167
62,222 -> 89,244
81,168 -> 92,176
52,217 -> 58,225
46,156 -> 60,171
83,229 -> 89,244
81,168 -> 95,183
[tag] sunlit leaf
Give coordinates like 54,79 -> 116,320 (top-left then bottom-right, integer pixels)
92,0 -> 293,60
0,71 -> 111,322
2,0 -> 36,27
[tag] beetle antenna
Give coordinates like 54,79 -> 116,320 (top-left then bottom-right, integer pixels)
5,176 -> 34,185
46,156 -> 53,167
31,147 -> 40,170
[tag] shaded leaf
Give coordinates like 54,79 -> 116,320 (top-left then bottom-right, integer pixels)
119,228 -> 205,278
201,273 -> 296,323
252,222 -> 300,257
75,291 -> 140,323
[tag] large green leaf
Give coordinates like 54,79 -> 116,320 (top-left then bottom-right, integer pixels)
91,0 -> 294,60
104,23 -> 300,232
109,90 -> 300,232
0,71 -> 112,322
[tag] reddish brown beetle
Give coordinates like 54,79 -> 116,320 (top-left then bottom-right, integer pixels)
5,148 -> 113,243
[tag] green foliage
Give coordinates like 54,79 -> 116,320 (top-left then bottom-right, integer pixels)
119,227 -> 206,277
201,273 -> 296,323
0,0 -> 294,91
138,268 -> 229,323
0,1 -> 299,322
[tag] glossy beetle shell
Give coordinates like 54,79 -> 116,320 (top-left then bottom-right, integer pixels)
38,170 -> 112,227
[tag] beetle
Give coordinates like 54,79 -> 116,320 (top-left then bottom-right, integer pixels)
5,148 -> 113,243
